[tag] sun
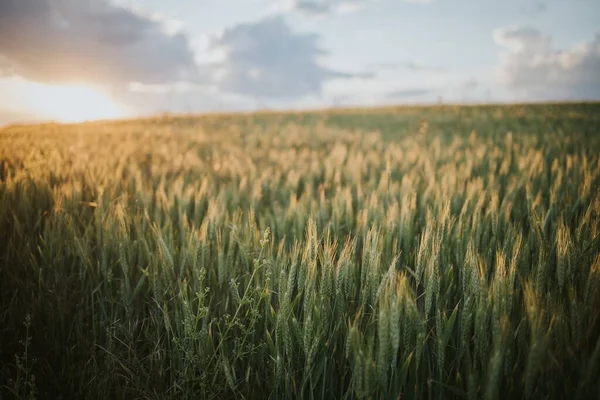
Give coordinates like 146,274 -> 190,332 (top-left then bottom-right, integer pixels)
23,82 -> 128,123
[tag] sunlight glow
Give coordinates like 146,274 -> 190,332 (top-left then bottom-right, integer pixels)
23,82 -> 128,123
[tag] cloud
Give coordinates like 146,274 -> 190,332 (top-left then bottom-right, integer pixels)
520,1 -> 547,16
127,81 -> 209,94
370,62 -> 447,73
0,0 -> 199,86
387,88 -> 435,98
207,16 -> 364,98
383,78 -> 479,102
534,1 -> 547,13
494,27 -> 600,99
0,109 -> 44,126
290,0 -> 369,15
460,79 -> 478,91
334,86 -> 439,106
404,62 -> 447,73
289,0 -> 435,16
293,0 -> 332,15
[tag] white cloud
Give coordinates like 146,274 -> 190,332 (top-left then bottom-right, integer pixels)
494,27 -> 600,99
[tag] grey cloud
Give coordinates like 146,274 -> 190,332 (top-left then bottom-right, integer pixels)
209,16 -> 365,98
0,0 -> 199,86
494,27 -> 600,99
404,62 -> 447,73
112,88 -> 255,116
293,0 -> 332,15
460,79 -> 478,91
371,62 -> 447,73
290,0 -> 435,15
535,1 -> 547,13
291,0 -> 368,16
520,1 -> 547,16
387,88 -> 434,98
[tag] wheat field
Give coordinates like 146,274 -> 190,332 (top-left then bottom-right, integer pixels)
1,104 -> 599,399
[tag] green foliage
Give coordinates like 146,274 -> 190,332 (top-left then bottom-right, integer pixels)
1,103 -> 599,399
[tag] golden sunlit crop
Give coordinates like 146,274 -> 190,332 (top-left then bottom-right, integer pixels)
22,82 -> 128,123
1,104 -> 599,399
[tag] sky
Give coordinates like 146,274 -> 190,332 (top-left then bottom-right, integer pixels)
0,0 -> 598,124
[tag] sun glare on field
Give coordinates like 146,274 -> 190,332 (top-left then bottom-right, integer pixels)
24,82 -> 128,123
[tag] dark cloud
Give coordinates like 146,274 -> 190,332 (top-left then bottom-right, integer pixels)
494,27 -> 600,99
209,16 -> 365,98
0,0 -> 199,86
